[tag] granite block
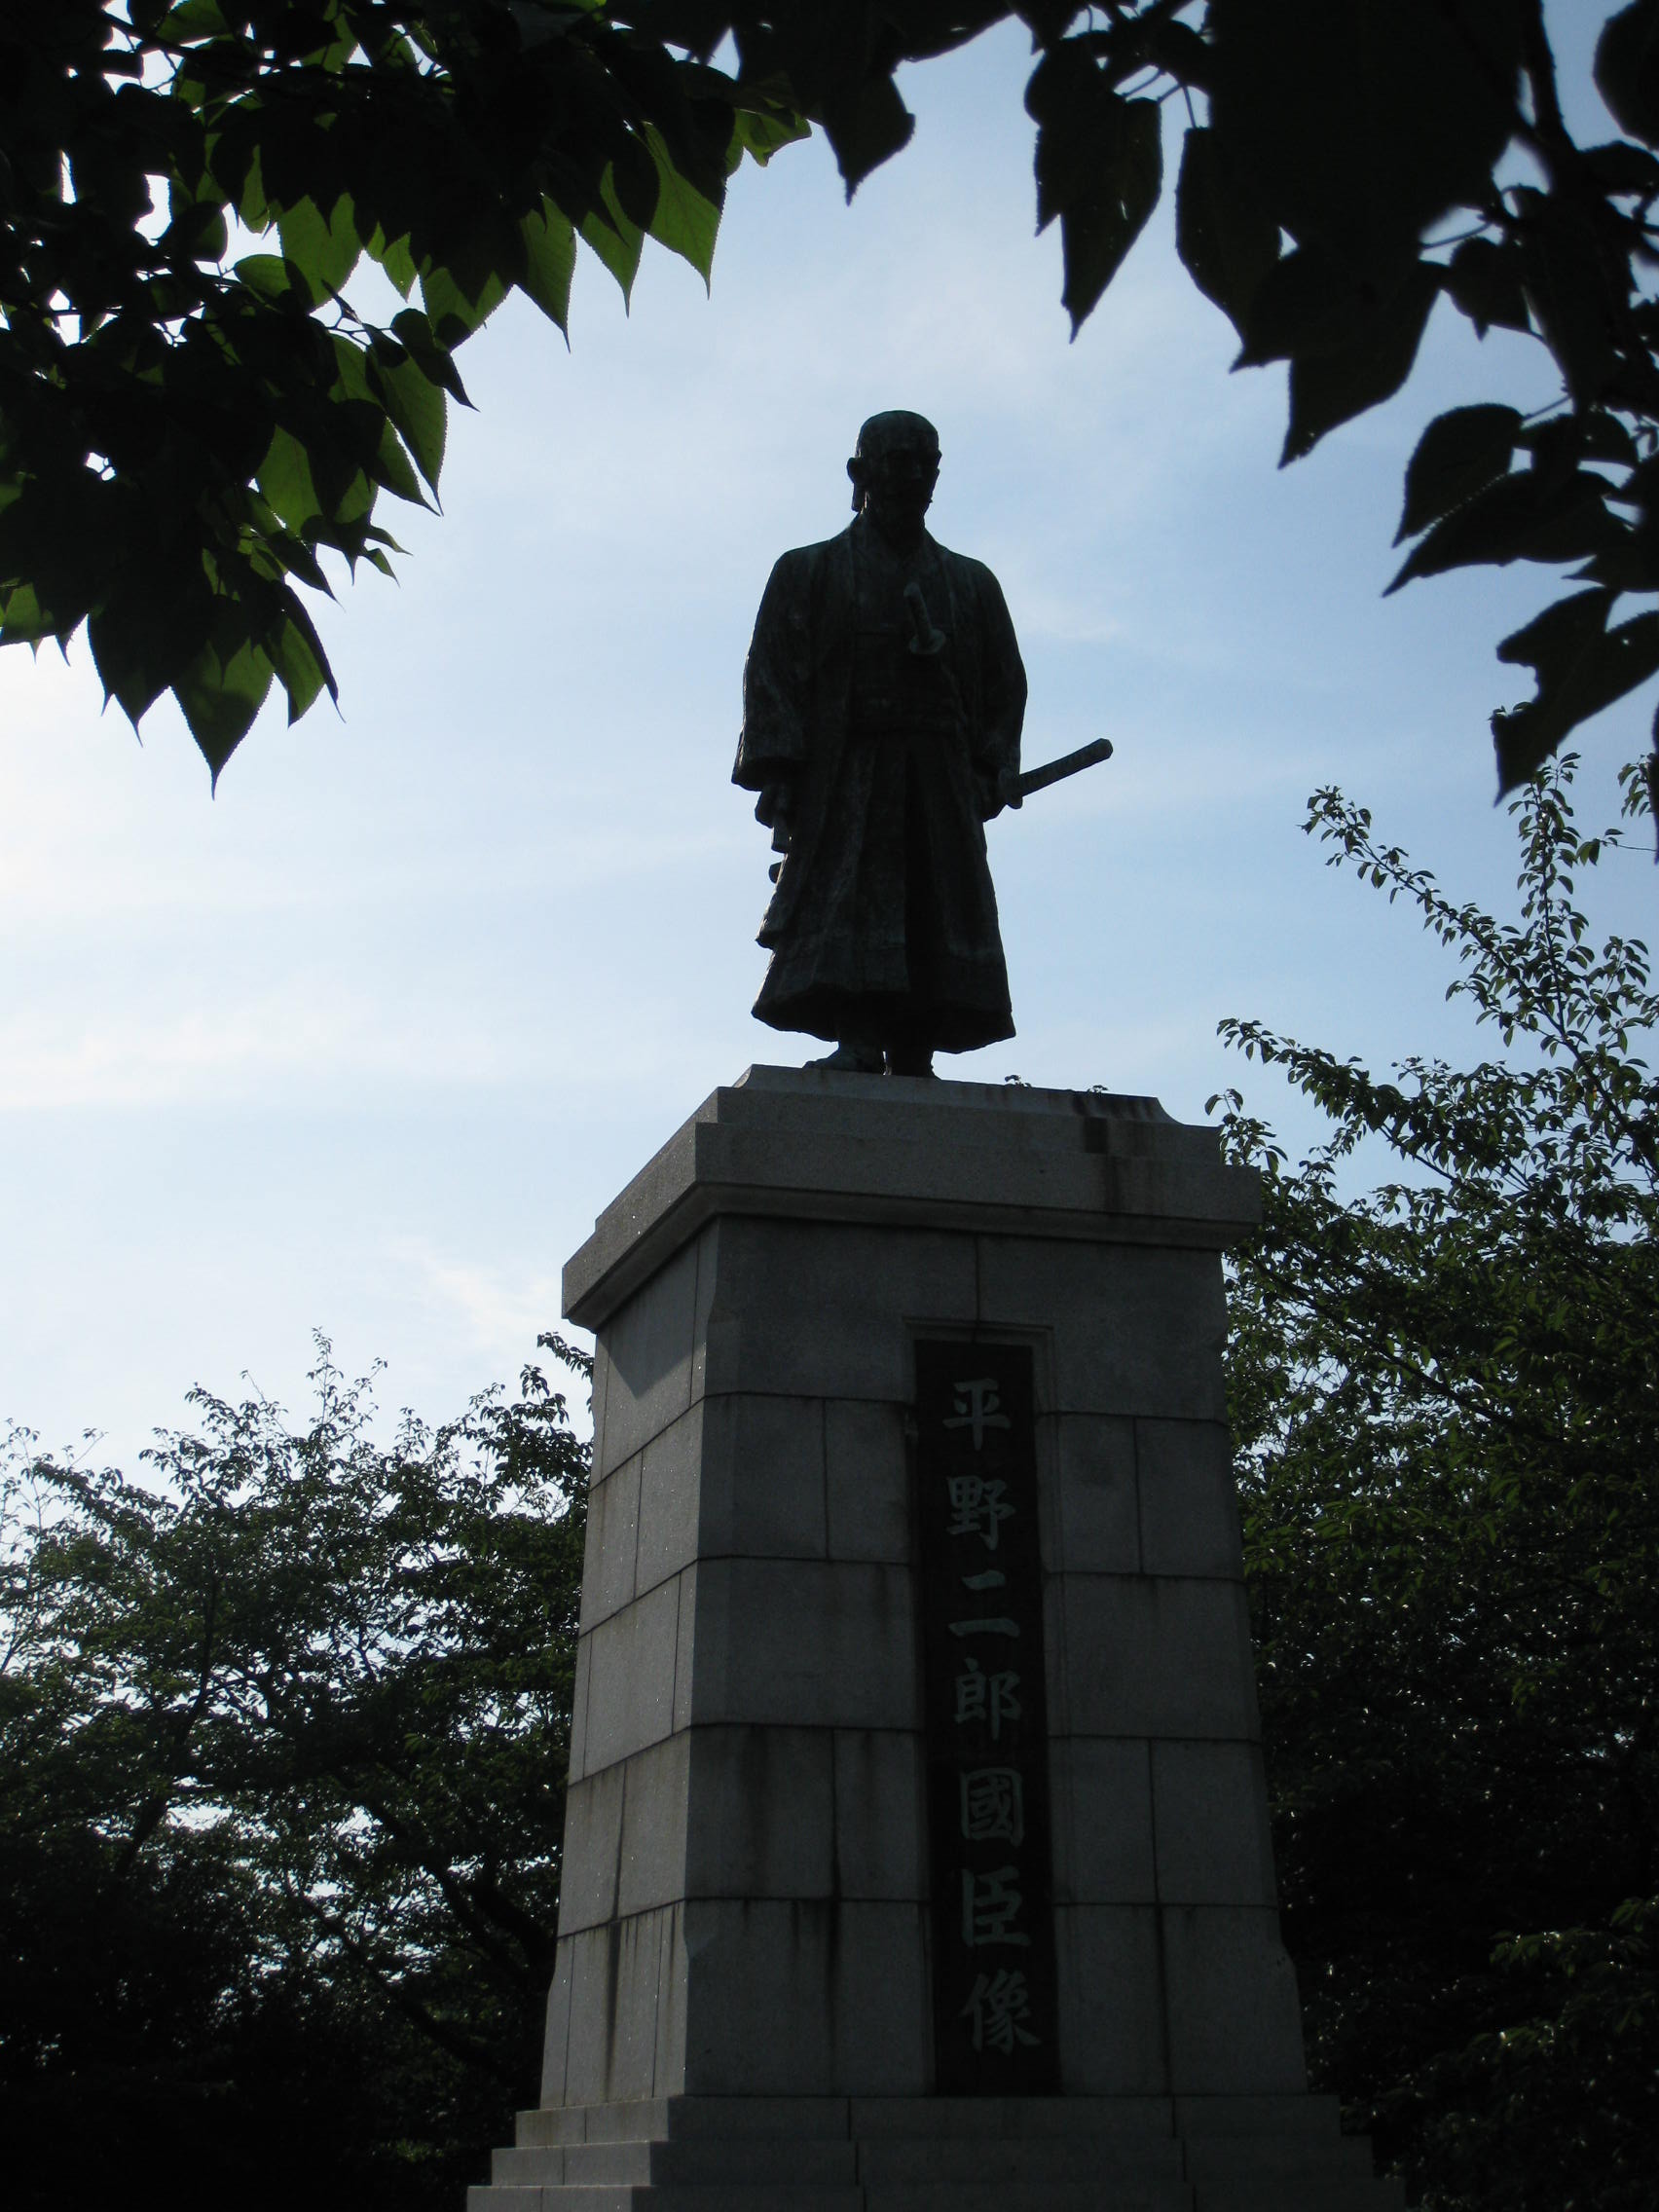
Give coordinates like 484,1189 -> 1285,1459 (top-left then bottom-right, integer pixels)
568,1629 -> 592,1784
830,1900 -> 932,2093
1051,1415 -> 1140,1573
976,1238 -> 1229,1420
561,1923 -> 612,2107
562,1908 -> 675,2106
1137,1419 -> 1245,1580
832,1729 -> 928,1899
590,1338 -> 612,1490
579,1453 -> 642,1632
682,1725 -> 834,1900
636,1407 -> 702,1594
683,1557 -> 922,1730
582,1576 -> 682,1773
1052,1903 -> 1168,2094
654,1903 -> 688,2095
693,1218 -> 977,1404
680,1898 -> 832,2093
1152,1741 -> 1277,1906
617,1731 -> 692,1919
1057,1575 -> 1262,1741
1050,1737 -> 1157,1904
697,1391 -> 828,1561
672,1563 -> 698,1734
538,1939 -> 573,2106
1161,1907 -> 1309,2094
679,1898 -> 931,2096
558,1763 -> 626,1934
825,1398 -> 911,1565
600,1237 -> 699,1475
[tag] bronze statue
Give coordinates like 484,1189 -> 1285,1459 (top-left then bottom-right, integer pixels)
734,412 -> 1026,1078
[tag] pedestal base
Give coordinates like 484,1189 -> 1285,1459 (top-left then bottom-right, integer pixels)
471,1071 -> 1405,2209
470,2093 -> 1403,2211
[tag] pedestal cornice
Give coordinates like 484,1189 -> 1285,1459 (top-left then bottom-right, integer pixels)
563,1065 -> 1260,1333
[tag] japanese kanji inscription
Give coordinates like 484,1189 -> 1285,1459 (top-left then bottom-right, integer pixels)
914,1340 -> 1059,2093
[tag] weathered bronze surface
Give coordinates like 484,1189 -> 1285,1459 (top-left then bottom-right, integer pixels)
734,412 -> 1026,1078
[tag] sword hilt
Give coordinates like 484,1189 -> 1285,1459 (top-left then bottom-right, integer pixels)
1008,736 -> 1114,806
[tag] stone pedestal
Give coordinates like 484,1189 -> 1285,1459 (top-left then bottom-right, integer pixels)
472,1069 -> 1403,2211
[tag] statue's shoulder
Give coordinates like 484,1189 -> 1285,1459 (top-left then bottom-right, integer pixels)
759,526 -> 855,613
930,535 -> 1006,601
768,525 -> 852,580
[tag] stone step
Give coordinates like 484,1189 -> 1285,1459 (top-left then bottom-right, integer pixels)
850,2097 -> 1177,2139
1184,2182 -> 1406,2212
516,2099 -> 859,2149
857,2137 -> 1184,2184
862,2188 -> 1192,2212
470,2187 -> 864,2212
495,2141 -> 860,2188
1184,2137 -> 1378,2181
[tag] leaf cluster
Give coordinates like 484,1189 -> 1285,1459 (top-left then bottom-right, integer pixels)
1215,758 -> 1659,2207
656,3 -> 1659,805
13,3 -> 1659,802
0,2 -> 803,779
0,1328 -> 591,2207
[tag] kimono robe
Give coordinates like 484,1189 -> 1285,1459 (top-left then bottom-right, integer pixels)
733,514 -> 1026,1054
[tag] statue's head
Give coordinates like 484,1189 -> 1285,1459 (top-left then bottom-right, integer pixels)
848,412 -> 940,544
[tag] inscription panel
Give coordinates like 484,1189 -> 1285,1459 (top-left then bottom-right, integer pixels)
915,1340 -> 1059,2094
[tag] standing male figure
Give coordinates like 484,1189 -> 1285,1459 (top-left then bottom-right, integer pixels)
734,412 -> 1026,1077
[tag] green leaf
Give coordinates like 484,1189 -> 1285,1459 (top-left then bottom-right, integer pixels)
1595,0 -> 1659,148
277,195 -> 362,301
729,106 -> 812,171
519,202 -> 576,334
1208,0 -> 1525,257
1584,138 -> 1659,197
1389,471 -> 1623,594
821,72 -> 914,201
1175,125 -> 1279,342
1397,406 -> 1523,543
257,427 -> 322,536
370,418 -> 427,509
420,264 -> 508,347
1029,50 -> 1162,334
162,0 -> 231,33
1493,604 -> 1659,793
579,168 -> 645,307
269,607 -> 336,724
1444,237 -> 1531,337
1520,196 -> 1623,408
373,351 -> 446,493
366,227 -> 419,300
0,582 -> 52,648
1282,262 -> 1440,464
392,310 -> 472,407
234,254 -> 314,310
644,127 -> 721,287
1236,245 -> 1401,367
176,635 -> 276,790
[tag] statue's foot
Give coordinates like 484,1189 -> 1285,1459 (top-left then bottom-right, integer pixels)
809,1043 -> 885,1074
886,1047 -> 936,1079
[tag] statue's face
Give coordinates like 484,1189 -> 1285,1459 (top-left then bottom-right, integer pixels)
858,435 -> 940,544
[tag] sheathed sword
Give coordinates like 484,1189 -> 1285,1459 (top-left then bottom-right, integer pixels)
767,734 -> 1114,881
1005,735 -> 1114,806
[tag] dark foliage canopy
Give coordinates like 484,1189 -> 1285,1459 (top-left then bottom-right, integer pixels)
0,1332 -> 589,2211
1220,757 -> 1659,2208
7,3 -> 1659,806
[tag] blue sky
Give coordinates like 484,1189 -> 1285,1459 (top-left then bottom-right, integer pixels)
3,11 -> 1650,1466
